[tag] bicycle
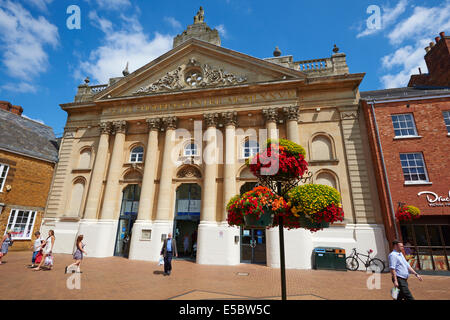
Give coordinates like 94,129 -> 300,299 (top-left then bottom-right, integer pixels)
346,248 -> 385,272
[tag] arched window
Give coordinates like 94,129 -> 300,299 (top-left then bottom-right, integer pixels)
130,146 -> 144,163
69,179 -> 85,217
78,148 -> 91,168
184,143 -> 198,156
316,171 -> 337,189
243,140 -> 259,159
311,135 -> 333,160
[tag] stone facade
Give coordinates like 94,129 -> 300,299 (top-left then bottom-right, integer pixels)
42,9 -> 387,268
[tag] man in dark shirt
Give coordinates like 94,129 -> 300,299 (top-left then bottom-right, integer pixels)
161,233 -> 178,275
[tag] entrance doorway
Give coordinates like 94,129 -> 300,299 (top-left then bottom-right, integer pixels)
173,183 -> 201,260
239,182 -> 267,264
114,184 -> 140,258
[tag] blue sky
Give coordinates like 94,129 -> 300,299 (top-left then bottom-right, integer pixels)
0,0 -> 448,136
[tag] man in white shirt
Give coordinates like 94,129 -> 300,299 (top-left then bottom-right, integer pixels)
389,240 -> 423,300
30,231 -> 42,268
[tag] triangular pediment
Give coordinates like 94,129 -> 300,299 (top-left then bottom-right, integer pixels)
94,38 -> 306,100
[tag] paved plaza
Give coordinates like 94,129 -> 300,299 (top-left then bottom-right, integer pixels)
1,251 -> 449,300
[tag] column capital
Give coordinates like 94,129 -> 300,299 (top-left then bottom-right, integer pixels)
204,113 -> 219,128
146,118 -> 161,131
283,105 -> 300,122
262,107 -> 279,123
99,121 -> 112,135
221,111 -> 238,127
161,116 -> 177,130
112,120 -> 127,134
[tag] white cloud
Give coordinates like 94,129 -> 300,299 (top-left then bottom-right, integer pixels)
80,12 -> 173,83
0,0 -> 59,81
85,0 -> 131,11
215,24 -> 228,38
357,0 -> 408,38
0,82 -> 37,93
24,0 -> 53,12
164,16 -> 182,30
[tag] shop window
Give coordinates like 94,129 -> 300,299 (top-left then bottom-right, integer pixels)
130,146 -> 144,163
243,140 -> 259,159
443,111 -> 450,133
6,209 -> 37,240
391,113 -> 418,137
399,153 -> 429,184
0,163 -> 9,192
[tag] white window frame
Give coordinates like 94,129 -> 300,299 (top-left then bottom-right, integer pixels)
391,113 -> 418,138
400,152 -> 430,185
443,111 -> 450,134
242,140 -> 259,159
129,146 -> 144,163
5,209 -> 37,240
184,143 -> 199,157
0,163 -> 9,192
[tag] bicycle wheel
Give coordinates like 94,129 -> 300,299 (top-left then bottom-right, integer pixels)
368,258 -> 385,273
346,257 -> 359,271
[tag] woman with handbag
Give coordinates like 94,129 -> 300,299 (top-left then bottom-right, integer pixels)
65,235 -> 87,274
33,230 -> 55,271
0,230 -> 14,265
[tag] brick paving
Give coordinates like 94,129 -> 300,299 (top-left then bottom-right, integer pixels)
1,251 -> 449,300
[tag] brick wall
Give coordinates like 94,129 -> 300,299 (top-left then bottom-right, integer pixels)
362,97 -> 450,247
0,150 -> 55,251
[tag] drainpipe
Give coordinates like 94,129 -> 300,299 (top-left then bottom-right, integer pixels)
368,100 -> 399,240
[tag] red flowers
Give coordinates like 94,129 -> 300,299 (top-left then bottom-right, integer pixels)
249,143 -> 308,181
396,205 -> 421,222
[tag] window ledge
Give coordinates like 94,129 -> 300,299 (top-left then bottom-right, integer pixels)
394,136 -> 422,140
308,159 -> 339,165
404,181 -> 432,186
72,168 -> 91,173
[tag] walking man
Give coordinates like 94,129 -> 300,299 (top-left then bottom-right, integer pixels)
161,233 -> 177,276
389,240 -> 423,300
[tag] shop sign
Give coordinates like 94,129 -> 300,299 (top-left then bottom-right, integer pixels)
417,191 -> 450,207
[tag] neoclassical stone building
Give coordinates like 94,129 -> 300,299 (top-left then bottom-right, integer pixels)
42,8 -> 388,268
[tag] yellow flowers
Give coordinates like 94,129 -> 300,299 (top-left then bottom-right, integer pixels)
288,184 -> 341,216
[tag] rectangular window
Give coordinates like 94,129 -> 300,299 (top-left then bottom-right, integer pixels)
0,163 -> 9,192
6,209 -> 37,240
391,114 -> 418,137
400,153 -> 429,183
443,111 -> 450,133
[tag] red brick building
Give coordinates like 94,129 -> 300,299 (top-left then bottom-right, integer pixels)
361,87 -> 450,272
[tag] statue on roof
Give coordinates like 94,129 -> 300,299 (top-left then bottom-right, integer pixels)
194,6 -> 204,24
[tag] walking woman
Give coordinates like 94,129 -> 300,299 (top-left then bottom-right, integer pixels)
65,235 -> 87,273
0,230 -> 14,265
33,230 -> 55,271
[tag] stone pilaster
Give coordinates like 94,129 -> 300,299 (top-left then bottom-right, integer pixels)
100,120 -> 127,220
339,105 -> 375,223
284,105 -> 300,144
222,111 -> 237,221
83,122 -> 112,219
262,107 -> 279,140
136,118 -> 161,221
155,116 -> 178,220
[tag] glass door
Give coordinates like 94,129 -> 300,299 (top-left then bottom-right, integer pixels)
240,228 -> 266,264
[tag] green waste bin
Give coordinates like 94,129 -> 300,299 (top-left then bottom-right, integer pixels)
313,247 -> 347,271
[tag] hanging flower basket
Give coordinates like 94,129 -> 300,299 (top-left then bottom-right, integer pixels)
286,184 -> 344,232
226,186 -> 289,228
396,205 -> 421,222
247,139 -> 308,182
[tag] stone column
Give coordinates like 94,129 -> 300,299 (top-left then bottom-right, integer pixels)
83,121 -> 111,219
284,105 -> 300,144
155,116 -> 177,221
100,120 -> 127,220
262,107 -> 279,140
136,118 -> 161,221
201,113 -> 219,222
221,111 -> 237,221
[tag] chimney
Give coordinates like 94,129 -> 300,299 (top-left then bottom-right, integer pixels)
0,100 -> 23,116
440,31 -> 446,39
11,105 -> 23,116
0,100 -> 12,112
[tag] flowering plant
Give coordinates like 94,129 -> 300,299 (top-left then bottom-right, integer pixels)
248,139 -> 308,181
226,186 -> 290,227
396,205 -> 421,222
286,184 -> 344,232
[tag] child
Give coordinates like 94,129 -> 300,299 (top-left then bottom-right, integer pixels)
29,231 -> 42,268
